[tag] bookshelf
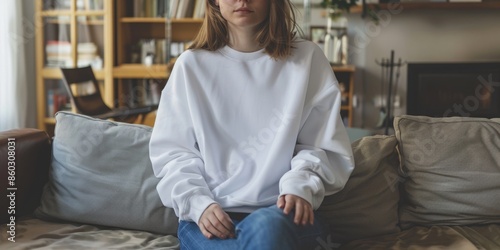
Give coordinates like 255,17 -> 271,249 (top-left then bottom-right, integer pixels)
36,0 -> 113,136
333,65 -> 355,127
36,0 -> 203,135
114,0 -> 203,108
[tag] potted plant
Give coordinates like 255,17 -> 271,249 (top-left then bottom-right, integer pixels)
319,0 -> 356,65
320,0 -> 357,20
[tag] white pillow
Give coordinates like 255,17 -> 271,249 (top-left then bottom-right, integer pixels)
35,112 -> 178,234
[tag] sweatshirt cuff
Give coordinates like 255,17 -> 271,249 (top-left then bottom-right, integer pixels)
183,194 -> 216,224
279,172 -> 324,209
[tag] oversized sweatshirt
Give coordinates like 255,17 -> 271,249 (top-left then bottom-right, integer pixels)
149,39 -> 355,224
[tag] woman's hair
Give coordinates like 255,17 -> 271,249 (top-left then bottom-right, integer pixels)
188,0 -> 298,60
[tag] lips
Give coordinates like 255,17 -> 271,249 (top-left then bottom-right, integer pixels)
234,7 -> 253,13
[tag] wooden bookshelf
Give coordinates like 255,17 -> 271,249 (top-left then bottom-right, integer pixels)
114,1 -> 203,108
35,0 -> 114,135
36,0 -> 203,135
333,65 -> 355,127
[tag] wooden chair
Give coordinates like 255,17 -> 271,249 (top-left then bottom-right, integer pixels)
60,66 -> 156,124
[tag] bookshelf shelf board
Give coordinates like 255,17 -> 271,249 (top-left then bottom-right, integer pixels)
333,65 -> 355,73
351,2 -> 500,13
75,10 -> 106,16
42,10 -> 106,16
40,10 -> 73,16
43,118 -> 56,124
42,67 -> 105,79
341,106 -> 349,111
113,64 -> 172,79
120,17 -> 203,23
77,20 -> 105,25
45,19 -> 104,25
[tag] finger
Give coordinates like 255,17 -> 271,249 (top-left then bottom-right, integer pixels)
207,216 -> 230,239
277,196 -> 285,209
283,196 -> 294,215
214,210 -> 235,236
205,223 -> 225,239
294,201 -> 304,225
199,222 -> 214,239
300,204 -> 309,225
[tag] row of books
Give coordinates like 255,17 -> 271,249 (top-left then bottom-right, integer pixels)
120,79 -> 163,108
133,0 -> 206,19
131,39 -> 188,65
47,88 -> 71,118
45,41 -> 103,69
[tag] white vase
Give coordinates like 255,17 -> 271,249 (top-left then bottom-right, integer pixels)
324,9 -> 348,65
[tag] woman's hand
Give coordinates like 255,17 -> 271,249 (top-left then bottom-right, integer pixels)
198,203 -> 235,239
277,194 -> 314,225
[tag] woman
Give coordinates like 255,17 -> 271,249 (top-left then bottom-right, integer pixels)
149,0 -> 354,249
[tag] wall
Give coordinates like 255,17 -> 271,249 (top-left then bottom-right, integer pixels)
301,6 -> 500,129
23,1 -> 37,128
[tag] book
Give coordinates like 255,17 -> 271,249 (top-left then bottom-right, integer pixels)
169,0 -> 180,18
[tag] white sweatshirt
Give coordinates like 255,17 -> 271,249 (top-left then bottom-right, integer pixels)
149,39 -> 354,224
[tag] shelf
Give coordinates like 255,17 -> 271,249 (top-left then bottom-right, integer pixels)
75,10 -> 106,16
333,64 -> 355,73
120,17 -> 203,23
77,20 -> 105,25
43,117 -> 56,124
351,2 -> 500,13
41,10 -> 106,16
41,67 -> 105,79
113,64 -> 172,79
40,10 -> 73,16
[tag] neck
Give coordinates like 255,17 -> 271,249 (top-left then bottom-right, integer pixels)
227,25 -> 261,52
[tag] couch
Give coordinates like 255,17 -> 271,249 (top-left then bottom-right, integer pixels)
1,112 -> 499,250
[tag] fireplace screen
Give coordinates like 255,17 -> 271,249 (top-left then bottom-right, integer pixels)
407,62 -> 500,118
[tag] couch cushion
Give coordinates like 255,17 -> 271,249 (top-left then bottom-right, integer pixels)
35,112 -> 178,234
0,217 -> 180,249
395,115 -> 500,229
339,224 -> 500,250
317,135 -> 401,244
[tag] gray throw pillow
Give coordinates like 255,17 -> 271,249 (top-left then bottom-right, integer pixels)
395,115 -> 500,229
35,112 -> 178,234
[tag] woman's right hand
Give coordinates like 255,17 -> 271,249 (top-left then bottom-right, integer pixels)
198,203 -> 235,239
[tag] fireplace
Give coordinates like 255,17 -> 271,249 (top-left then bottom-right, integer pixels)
407,62 -> 500,118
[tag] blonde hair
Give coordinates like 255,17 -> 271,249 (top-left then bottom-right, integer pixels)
188,0 -> 298,60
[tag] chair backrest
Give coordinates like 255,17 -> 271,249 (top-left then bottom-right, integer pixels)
60,66 -> 112,116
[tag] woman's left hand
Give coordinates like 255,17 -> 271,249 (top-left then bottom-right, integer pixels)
277,194 -> 314,226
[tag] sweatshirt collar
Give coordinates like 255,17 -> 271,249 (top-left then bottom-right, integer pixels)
219,46 -> 266,61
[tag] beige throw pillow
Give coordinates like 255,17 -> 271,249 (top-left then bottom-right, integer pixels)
317,135 -> 401,244
395,115 -> 500,229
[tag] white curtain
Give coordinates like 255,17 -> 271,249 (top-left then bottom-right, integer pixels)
0,0 -> 27,130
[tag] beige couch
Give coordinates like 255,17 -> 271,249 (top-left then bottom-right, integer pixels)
1,112 -> 499,249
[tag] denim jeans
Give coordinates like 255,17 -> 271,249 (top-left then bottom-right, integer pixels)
178,205 -> 330,250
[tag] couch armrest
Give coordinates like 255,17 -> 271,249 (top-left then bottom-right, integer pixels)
0,129 -> 51,224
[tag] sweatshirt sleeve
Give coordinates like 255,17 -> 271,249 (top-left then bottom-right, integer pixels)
149,59 -> 215,223
279,83 -> 355,210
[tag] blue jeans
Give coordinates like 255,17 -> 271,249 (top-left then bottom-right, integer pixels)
178,205 -> 330,250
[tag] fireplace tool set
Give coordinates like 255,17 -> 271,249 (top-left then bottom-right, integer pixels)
376,50 -> 406,135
